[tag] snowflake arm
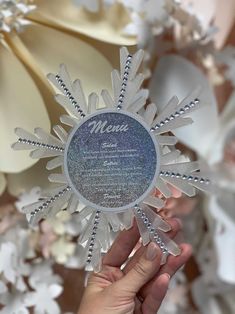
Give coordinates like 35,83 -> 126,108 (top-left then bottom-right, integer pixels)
12,47 -> 212,271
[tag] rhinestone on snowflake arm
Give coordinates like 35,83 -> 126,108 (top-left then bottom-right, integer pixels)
102,47 -> 148,113
134,205 -> 181,256
47,64 -> 88,119
12,127 -> 65,159
151,87 -> 203,134
23,185 -> 72,226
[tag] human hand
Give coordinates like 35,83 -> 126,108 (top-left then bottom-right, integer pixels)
78,218 -> 192,314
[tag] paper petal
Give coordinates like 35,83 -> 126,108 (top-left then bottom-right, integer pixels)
7,159 -> 50,196
30,0 -> 136,46
48,284 -> 63,298
150,55 -> 219,158
208,92 -> 235,164
10,23 -> 113,103
0,43 -> 50,173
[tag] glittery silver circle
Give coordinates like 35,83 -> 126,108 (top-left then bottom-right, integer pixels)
64,109 -> 160,212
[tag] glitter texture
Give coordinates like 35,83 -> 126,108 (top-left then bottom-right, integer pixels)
65,111 -> 159,211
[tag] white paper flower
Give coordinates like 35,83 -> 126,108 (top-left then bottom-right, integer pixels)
51,236 -> 76,264
28,260 -> 62,288
149,45 -> 235,310
0,209 -> 63,313
0,290 -> 31,314
0,242 -> 17,283
0,231 -> 33,292
15,187 -> 42,212
25,284 -> 63,314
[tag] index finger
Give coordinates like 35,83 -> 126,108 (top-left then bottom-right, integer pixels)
103,220 -> 140,267
103,216 -> 180,268
140,243 -> 192,299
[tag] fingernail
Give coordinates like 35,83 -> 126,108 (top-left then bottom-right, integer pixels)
146,242 -> 158,261
164,273 -> 170,280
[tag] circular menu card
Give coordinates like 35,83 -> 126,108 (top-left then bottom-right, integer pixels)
65,110 -> 160,212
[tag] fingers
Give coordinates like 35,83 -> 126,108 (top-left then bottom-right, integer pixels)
163,217 -> 182,239
103,215 -> 182,269
122,246 -> 146,274
141,273 -> 170,314
168,185 -> 182,198
123,218 -> 182,274
114,242 -> 162,296
140,243 -> 192,298
103,220 -> 140,267
158,243 -> 192,277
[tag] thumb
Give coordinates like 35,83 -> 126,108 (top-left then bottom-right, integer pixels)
116,242 -> 162,296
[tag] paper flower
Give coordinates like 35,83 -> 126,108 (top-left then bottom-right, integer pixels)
149,41 -> 235,311
51,236 -> 76,264
0,243 -> 18,284
25,283 -> 63,314
0,0 -> 113,197
0,290 -> 32,314
25,260 -> 63,314
0,229 -> 34,284
0,0 -> 36,33
15,187 -> 85,262
1,0 -> 233,198
0,212 -> 63,313
12,47 -> 211,271
70,0 -> 221,49
28,260 -> 62,288
34,0 -> 135,46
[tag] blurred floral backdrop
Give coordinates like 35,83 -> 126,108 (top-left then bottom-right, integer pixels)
0,0 -> 235,313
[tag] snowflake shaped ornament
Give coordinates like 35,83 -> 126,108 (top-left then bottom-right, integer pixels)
12,48 -> 211,271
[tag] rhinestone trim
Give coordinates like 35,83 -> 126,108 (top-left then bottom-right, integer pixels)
152,98 -> 200,131
55,74 -> 86,118
134,206 -> 168,254
18,138 -> 64,152
160,170 -> 210,184
30,186 -> 71,217
86,210 -> 101,264
117,54 -> 132,110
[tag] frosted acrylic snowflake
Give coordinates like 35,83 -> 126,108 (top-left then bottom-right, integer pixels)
0,0 -> 35,33
12,47 -> 211,271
